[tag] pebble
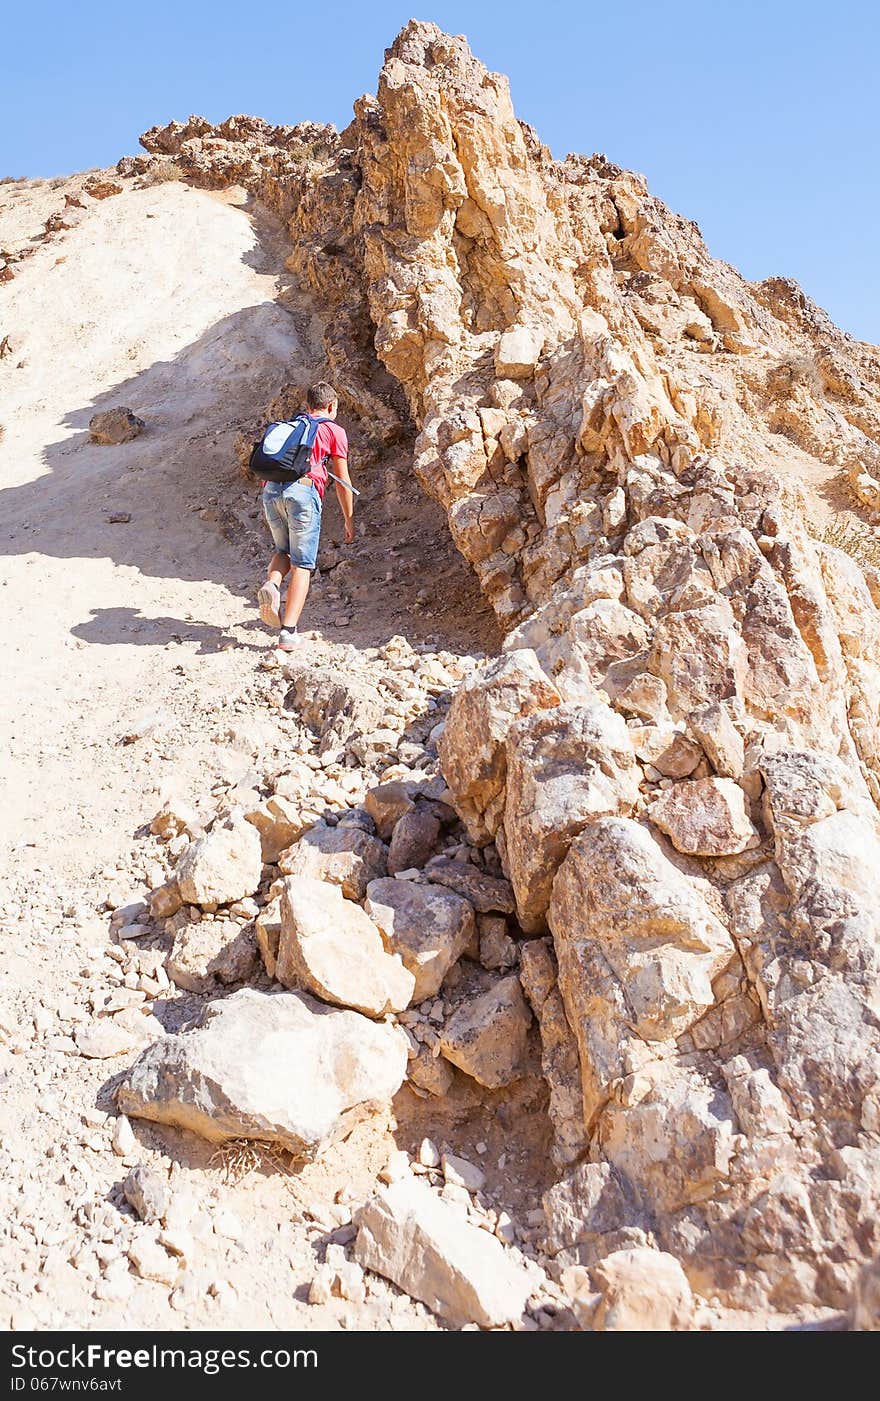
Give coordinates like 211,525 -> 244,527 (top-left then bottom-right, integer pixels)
112,1116 -> 136,1158
417,1138 -> 441,1168
128,1236 -> 178,1286
441,1152 -> 485,1193
122,1164 -> 168,1223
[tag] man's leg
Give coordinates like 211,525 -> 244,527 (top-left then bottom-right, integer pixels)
266,551 -> 290,588
281,566 -> 311,629
277,482 -> 321,646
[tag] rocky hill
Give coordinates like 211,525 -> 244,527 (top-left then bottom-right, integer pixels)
2,19 -> 879,1331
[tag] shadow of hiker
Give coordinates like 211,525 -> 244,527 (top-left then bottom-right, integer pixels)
71,605 -> 265,654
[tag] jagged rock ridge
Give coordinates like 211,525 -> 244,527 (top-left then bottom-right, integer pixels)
139,21 -> 880,1315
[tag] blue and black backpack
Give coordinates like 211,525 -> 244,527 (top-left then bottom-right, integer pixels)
248,414 -> 329,484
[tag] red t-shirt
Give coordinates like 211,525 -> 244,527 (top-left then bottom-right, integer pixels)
306,417 -> 348,500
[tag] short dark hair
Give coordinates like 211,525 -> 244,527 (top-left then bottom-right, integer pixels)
307,381 -> 337,410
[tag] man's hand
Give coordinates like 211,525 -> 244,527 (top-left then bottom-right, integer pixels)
344,517 -> 356,544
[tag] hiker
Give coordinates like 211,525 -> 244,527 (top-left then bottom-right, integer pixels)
255,382 -> 355,650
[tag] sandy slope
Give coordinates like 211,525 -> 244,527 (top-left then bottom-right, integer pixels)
0,172 -> 509,1333
0,178 -> 309,884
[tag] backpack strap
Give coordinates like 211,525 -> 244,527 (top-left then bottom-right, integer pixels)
304,414 -> 332,467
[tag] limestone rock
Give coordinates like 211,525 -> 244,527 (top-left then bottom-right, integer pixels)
245,796 -> 314,863
89,407 -> 145,444
478,914 -> 517,971
283,664 -> 387,748
648,777 -> 761,855
75,1019 -> 153,1059
254,896 -> 282,979
278,822 -> 387,901
276,876 -> 414,1017
365,878 -> 475,1002
408,1046 -> 455,1097
175,817 -> 263,908
128,1236 -> 178,1287
354,1177 -> 535,1327
503,700 -> 641,931
387,807 -> 441,875
495,326 -> 544,380
631,724 -> 703,778
149,879 -> 182,920
688,703 -> 744,779
590,1248 -> 694,1331
439,974 -> 531,1088
541,1161 -> 641,1264
167,917 -> 258,994
122,1164 -> 168,1223
852,1257 -> 880,1331
425,858 -> 516,913
117,988 -> 408,1158
550,819 -> 735,1120
439,650 -> 561,844
520,939 -> 589,1167
364,781 -> 416,840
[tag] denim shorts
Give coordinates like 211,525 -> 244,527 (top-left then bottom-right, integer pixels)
262,479 -> 322,570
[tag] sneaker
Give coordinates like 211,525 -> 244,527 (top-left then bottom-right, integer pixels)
277,627 -> 304,651
257,581 -> 281,628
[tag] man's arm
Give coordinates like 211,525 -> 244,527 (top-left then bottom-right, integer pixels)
331,457 -> 356,543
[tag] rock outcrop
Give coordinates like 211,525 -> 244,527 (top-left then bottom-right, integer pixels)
140,19 -> 880,1318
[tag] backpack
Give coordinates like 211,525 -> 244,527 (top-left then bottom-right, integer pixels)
249,414 -> 329,484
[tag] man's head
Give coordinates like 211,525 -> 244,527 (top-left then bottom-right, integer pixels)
306,381 -> 338,419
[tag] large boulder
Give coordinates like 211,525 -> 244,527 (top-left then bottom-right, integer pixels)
278,822 -> 387,901
117,988 -> 408,1159
502,700 -> 641,931
439,974 -> 531,1088
549,818 -> 735,1121
439,650 -> 560,845
175,817 -> 263,908
276,876 -> 414,1017
365,878 -> 476,1002
354,1177 -> 535,1327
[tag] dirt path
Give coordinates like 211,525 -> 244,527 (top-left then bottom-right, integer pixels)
0,174 -> 518,1332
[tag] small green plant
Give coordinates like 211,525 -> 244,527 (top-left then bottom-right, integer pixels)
811,515 -> 880,570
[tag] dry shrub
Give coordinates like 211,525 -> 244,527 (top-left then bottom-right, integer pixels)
812,515 -> 880,570
138,160 -> 183,187
768,353 -> 825,400
208,1138 -> 296,1185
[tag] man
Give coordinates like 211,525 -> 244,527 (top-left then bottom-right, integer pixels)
257,382 -> 355,650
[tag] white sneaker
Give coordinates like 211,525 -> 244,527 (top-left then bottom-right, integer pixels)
257,581 -> 281,628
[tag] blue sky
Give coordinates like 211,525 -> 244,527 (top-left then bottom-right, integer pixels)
2,1 -> 877,342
